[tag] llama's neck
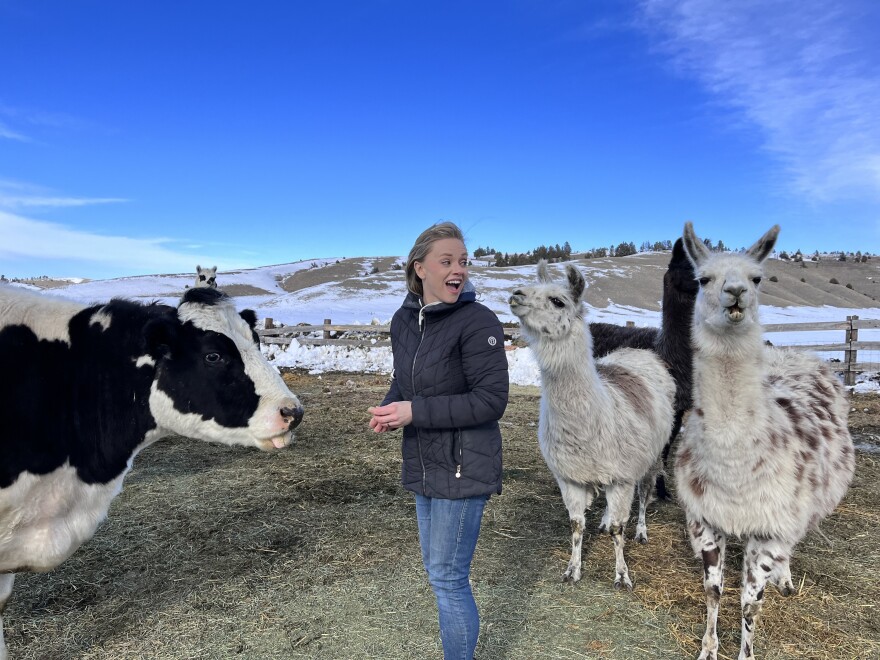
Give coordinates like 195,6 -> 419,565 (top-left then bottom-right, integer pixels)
530,320 -> 605,397
660,291 -> 692,339
691,321 -> 766,419
656,291 -> 692,353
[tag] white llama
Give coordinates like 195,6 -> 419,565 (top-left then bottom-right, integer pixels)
195,264 -> 217,288
509,261 -> 675,589
676,223 -> 855,660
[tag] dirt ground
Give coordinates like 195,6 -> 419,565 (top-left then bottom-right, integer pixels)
4,371 -> 880,660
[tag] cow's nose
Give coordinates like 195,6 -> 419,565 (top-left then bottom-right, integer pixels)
281,405 -> 304,429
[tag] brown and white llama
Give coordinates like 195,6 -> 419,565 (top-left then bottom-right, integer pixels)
676,223 -> 855,660
509,261 -> 675,589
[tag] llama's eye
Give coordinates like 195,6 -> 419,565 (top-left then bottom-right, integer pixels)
752,277 -> 762,285
698,277 -> 711,287
549,297 -> 565,308
205,352 -> 221,364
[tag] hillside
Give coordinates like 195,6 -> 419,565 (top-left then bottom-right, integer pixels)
10,252 -> 880,326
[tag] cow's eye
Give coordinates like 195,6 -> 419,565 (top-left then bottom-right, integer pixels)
205,352 -> 221,364
549,297 -> 565,308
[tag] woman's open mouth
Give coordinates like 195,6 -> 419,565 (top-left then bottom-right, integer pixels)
446,279 -> 462,293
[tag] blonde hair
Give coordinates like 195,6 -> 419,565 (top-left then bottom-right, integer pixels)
405,222 -> 466,297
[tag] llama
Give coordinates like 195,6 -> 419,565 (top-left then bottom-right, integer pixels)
676,223 -> 855,660
509,261 -> 675,589
590,238 -> 697,500
195,264 -> 218,288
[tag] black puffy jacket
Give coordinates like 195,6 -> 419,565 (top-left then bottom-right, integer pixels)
381,285 -> 509,498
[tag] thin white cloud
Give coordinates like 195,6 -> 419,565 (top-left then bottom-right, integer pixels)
0,211 -> 232,274
0,179 -> 127,209
0,120 -> 28,142
640,0 -> 880,202
1,195 -> 128,209
0,102 -> 89,138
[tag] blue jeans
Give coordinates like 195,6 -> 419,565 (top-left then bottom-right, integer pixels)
415,494 -> 488,660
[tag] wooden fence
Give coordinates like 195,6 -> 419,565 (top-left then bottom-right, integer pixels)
259,315 -> 878,386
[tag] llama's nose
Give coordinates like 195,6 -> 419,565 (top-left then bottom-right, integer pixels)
281,405 -> 304,429
724,283 -> 746,298
512,289 -> 523,297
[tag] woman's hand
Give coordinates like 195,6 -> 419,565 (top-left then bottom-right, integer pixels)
367,401 -> 413,432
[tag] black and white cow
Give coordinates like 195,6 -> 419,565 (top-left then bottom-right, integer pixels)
0,285 -> 303,658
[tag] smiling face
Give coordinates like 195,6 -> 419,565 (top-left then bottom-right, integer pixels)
414,238 -> 469,304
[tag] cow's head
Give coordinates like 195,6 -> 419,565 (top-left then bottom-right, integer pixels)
144,287 -> 303,450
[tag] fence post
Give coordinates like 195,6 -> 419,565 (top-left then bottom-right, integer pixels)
844,315 -> 857,387
323,318 -> 332,340
265,318 -> 274,330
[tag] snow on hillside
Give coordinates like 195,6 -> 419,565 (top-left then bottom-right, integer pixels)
7,257 -> 878,392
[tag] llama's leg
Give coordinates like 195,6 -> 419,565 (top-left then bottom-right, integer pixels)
687,518 -> 726,660
634,459 -> 661,544
656,408 -> 685,501
556,478 -> 595,583
598,505 -> 610,533
605,482 -> 637,590
739,537 -> 793,660
0,573 -> 15,660
768,552 -> 796,597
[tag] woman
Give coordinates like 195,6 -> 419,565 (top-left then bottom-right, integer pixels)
368,222 -> 509,659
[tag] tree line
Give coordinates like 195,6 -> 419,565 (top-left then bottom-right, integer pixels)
471,238 -> 874,268
472,238 -> 680,266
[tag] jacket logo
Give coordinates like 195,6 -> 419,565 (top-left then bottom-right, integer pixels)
488,336 -> 497,346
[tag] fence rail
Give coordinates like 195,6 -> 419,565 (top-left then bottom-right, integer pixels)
258,315 -> 875,386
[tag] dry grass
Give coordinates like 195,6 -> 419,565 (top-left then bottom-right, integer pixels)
5,372 -> 879,659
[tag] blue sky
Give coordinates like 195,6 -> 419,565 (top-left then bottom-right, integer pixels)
1,1 -> 879,280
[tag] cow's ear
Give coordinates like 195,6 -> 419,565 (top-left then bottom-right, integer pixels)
144,317 -> 178,359
239,309 -> 260,345
239,309 -> 257,330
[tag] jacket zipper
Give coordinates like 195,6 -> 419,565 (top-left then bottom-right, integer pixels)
454,428 -> 462,479
413,306 -> 429,491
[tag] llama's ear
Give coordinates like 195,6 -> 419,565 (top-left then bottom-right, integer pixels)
196,265 -> 203,273
746,225 -> 780,263
669,238 -> 688,268
566,264 -> 586,302
537,260 -> 552,283
681,222 -> 710,268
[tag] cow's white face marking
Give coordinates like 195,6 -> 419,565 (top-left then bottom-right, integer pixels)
149,385 -> 294,450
